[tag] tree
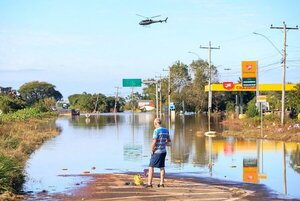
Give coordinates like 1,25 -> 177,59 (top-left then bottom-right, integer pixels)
124,92 -> 143,110
19,81 -> 62,106
287,83 -> 300,112
188,59 -> 217,113
169,61 -> 191,112
245,98 -> 259,117
68,93 -> 108,113
0,95 -> 25,114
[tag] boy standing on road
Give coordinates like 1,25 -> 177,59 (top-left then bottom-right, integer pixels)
146,118 -> 171,188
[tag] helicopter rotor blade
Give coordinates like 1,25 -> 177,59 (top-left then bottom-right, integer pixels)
150,15 -> 161,19
136,14 -> 148,19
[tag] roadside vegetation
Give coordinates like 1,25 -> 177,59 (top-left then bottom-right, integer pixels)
0,81 -> 61,197
68,92 -> 126,113
120,59 -> 300,124
63,59 -> 299,124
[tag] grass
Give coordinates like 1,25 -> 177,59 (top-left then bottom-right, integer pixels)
0,109 -> 59,196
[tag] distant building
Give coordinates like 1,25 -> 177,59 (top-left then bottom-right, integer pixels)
138,100 -> 155,111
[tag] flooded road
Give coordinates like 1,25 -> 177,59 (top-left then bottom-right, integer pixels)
24,113 -> 300,199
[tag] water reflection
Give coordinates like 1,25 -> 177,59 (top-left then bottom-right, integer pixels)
290,144 -> 300,173
24,113 -> 300,199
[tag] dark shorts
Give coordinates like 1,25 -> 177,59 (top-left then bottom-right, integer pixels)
149,152 -> 167,168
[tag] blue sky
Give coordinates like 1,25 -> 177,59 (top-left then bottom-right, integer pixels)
0,0 -> 299,99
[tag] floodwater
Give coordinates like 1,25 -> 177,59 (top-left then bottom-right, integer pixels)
23,112 -> 300,199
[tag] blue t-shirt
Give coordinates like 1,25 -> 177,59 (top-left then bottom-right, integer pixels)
153,127 -> 169,154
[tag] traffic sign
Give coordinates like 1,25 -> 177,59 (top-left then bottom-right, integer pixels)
122,79 -> 142,87
257,95 -> 267,103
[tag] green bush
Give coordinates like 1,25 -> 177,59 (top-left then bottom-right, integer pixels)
0,96 -> 25,114
226,101 -> 235,113
0,155 -> 24,193
245,98 -> 259,118
0,107 -> 55,123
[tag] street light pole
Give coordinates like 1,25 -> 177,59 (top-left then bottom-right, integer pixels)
155,82 -> 159,118
163,68 -> 171,117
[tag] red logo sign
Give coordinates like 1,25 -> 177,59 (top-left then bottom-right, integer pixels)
223,82 -> 234,90
246,65 -> 252,70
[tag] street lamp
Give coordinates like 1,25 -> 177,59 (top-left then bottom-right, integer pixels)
188,51 -> 200,60
253,32 -> 285,125
253,32 -> 282,55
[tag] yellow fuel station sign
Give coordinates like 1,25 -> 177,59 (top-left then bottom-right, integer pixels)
205,83 -> 296,92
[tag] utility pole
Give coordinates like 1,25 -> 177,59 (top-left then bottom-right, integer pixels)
200,41 -> 220,132
163,67 -> 171,117
155,81 -> 159,118
155,74 -> 163,118
271,22 -> 298,126
159,76 -> 162,118
114,87 -> 121,113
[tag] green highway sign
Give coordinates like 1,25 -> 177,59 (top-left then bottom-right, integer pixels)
242,77 -> 256,87
122,79 -> 142,87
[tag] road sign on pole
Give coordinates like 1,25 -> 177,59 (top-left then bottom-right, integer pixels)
122,79 -> 142,87
257,95 -> 267,103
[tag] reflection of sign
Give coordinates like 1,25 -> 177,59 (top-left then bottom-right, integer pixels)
243,158 -> 258,183
224,143 -> 234,155
223,82 -> 234,90
122,79 -> 142,87
257,95 -> 267,103
205,83 -> 296,92
123,145 -> 142,161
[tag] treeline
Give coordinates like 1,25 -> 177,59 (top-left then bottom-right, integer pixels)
0,81 -> 62,118
68,93 -> 125,113
140,60 -> 300,118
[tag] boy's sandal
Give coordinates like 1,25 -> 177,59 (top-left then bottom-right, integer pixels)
144,184 -> 153,188
157,184 -> 164,187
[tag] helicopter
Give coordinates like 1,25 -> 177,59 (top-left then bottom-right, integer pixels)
137,14 -> 168,26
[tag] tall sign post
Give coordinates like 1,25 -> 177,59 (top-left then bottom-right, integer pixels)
242,61 -> 258,102
122,79 -> 142,113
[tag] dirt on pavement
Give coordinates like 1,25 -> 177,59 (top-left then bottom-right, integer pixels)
23,173 -> 299,201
